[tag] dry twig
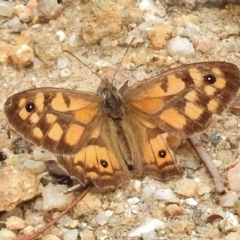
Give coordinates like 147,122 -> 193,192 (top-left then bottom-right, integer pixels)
14,183 -> 93,240
188,136 -> 225,194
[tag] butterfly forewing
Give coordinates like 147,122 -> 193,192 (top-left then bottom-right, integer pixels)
5,88 -> 103,155
123,62 -> 240,136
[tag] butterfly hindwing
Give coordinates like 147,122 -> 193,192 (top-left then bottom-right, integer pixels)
57,117 -> 130,188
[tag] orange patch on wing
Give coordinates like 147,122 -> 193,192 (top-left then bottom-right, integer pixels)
30,112 -> 40,123
74,148 -> 86,165
159,108 -> 186,129
51,93 -> 91,112
189,68 -> 203,87
139,75 -> 185,99
207,99 -> 219,112
33,127 -> 43,139
85,145 -> 100,181
212,67 -> 222,75
184,90 -> 198,102
74,105 -> 99,124
18,98 -> 26,108
35,92 -> 44,113
213,77 -> 226,89
65,124 -> 84,146
184,102 -> 203,120
131,98 -> 164,114
47,122 -> 63,141
204,85 -> 216,96
46,113 -> 57,124
19,108 -> 30,120
167,74 -> 186,94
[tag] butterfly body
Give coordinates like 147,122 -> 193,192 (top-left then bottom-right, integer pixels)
5,62 -> 240,189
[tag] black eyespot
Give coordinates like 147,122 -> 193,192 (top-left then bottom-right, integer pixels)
25,102 -> 35,112
100,159 -> 108,168
158,150 -> 167,158
204,74 -> 216,84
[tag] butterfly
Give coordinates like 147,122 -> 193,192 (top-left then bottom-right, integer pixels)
4,62 -> 240,189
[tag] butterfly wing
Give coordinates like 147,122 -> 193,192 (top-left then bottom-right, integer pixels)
5,87 -> 102,154
123,62 -> 240,136
5,87 -> 129,188
121,62 -> 240,180
57,117 -> 130,188
121,115 -> 183,180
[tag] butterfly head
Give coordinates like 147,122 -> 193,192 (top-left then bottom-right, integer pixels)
99,83 -> 124,120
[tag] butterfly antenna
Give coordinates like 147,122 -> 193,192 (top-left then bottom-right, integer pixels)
110,38 -> 136,87
63,50 -> 104,81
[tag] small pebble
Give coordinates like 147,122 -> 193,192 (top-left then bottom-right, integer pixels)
165,204 -> 182,216
185,198 -> 198,206
233,199 -> 240,217
141,182 -> 157,201
220,191 -> 240,207
220,211 -> 239,232
228,162 -> 240,191
130,179 -> 142,193
128,217 -> 166,237
154,188 -> 179,202
196,186 -> 212,195
0,229 -> 16,240
139,0 -> 166,17
57,215 -> 79,228
225,232 -> 240,240
5,216 -> 25,230
42,235 -> 60,240
174,178 -> 197,197
21,225 -> 35,236
33,58 -> 43,69
37,0 -> 63,22
96,210 -> 113,226
3,16 -> 24,33
0,0 -> 14,17
0,166 -> 39,211
60,68 -> 72,77
66,32 -> 81,47
211,131 -> 224,146
24,211 -> 44,226
79,229 -> 95,240
56,30 -> 66,42
14,4 -> 33,23
224,119 -> 238,130
73,193 -> 102,218
22,159 -> 46,175
148,24 -> 173,50
63,229 -> 78,240
11,44 -> 34,68
167,36 -> 194,56
127,197 -> 140,205
225,24 -> 240,36
42,183 -> 74,211
57,57 -> 70,69
34,33 -> 62,65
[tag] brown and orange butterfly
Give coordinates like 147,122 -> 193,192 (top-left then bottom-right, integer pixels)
4,62 -> 240,189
